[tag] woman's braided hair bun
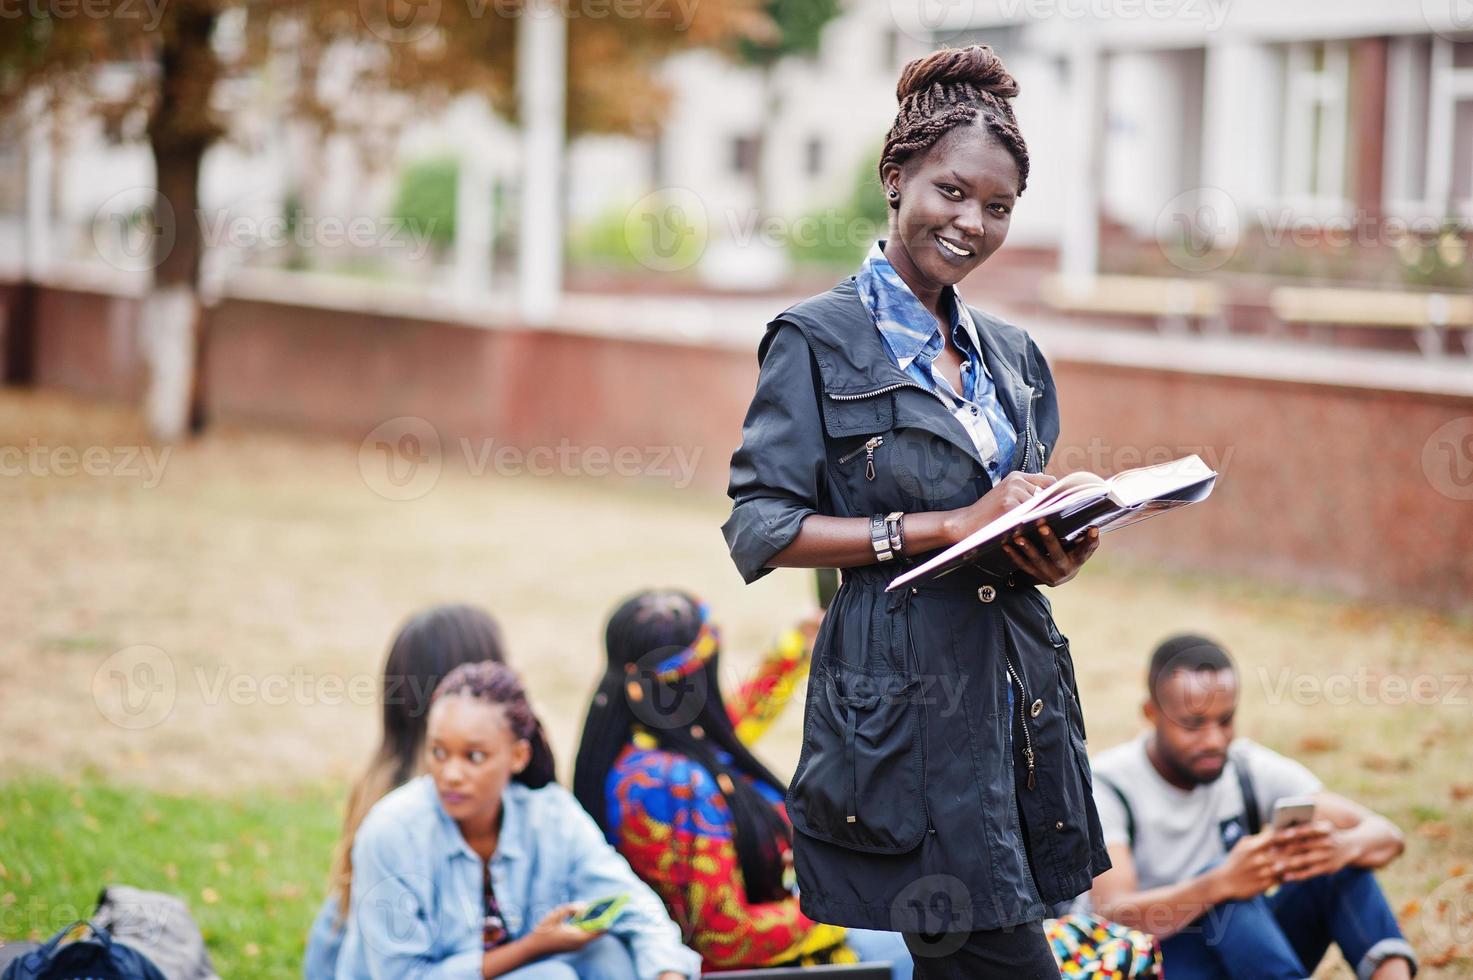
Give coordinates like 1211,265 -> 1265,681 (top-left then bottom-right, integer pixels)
882,43 -> 1030,195
895,43 -> 1018,103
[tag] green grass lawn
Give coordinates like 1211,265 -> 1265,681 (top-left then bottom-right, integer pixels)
0,773 -> 342,977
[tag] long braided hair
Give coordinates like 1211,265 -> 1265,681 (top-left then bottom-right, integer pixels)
573,590 -> 791,906
880,44 -> 1030,196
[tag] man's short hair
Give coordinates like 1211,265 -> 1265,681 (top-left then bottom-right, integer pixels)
1148,634 -> 1235,701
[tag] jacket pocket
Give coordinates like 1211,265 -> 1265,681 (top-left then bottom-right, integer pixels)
787,657 -> 926,854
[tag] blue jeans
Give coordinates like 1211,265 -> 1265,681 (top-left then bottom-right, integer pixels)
845,927 -> 915,980
1161,866 -> 1417,980
501,933 -> 638,978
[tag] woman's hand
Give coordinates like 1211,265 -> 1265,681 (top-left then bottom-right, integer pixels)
522,903 -> 604,956
946,472 -> 1057,542
1002,519 -> 1099,587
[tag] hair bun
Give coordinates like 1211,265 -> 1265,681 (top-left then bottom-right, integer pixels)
896,44 -> 1019,102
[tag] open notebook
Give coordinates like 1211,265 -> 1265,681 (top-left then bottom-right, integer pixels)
886,454 -> 1218,591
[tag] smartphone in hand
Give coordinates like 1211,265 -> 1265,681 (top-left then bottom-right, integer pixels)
1271,796 -> 1316,831
569,894 -> 629,932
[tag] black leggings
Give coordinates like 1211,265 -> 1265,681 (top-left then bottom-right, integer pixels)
904,920 -> 1058,979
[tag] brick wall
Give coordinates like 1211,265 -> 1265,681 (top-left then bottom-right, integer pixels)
8,279 -> 1472,611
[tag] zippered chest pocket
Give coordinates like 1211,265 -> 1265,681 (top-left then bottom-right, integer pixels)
837,435 -> 884,481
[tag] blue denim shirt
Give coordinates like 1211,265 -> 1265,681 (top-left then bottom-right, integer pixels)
855,239 -> 1018,485
332,775 -> 701,979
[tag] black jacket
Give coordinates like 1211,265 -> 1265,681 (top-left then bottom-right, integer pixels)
722,277 -> 1111,932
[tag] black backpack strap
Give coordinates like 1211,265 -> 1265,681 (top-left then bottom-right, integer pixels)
1231,748 -> 1261,835
1095,773 -> 1135,848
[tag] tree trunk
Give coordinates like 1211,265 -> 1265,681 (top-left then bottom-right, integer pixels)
142,2 -> 219,440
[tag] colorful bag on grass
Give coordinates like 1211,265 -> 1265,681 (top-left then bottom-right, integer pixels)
1047,912 -> 1163,978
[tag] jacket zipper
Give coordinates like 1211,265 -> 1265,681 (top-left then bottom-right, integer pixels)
831,380 -> 1042,475
837,435 -> 884,480
1020,385 -> 1038,473
1003,652 -> 1036,790
827,380 -> 933,402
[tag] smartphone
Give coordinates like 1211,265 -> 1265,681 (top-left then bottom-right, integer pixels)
1271,796 -> 1316,831
814,568 -> 840,610
569,893 -> 629,932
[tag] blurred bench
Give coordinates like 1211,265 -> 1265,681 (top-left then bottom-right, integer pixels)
702,965 -> 891,978
1269,286 -> 1473,357
1039,274 -> 1226,335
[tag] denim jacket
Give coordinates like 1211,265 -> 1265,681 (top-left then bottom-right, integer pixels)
721,277 -> 1111,932
333,775 -> 701,979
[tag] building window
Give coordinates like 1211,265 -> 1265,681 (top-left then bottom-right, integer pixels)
805,137 -> 823,177
1386,36 -> 1473,220
731,135 -> 758,177
1280,40 -> 1350,214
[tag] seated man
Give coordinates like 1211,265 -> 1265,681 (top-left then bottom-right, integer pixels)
1088,634 -> 1417,980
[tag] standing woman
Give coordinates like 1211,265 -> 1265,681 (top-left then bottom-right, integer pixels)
722,45 -> 1111,977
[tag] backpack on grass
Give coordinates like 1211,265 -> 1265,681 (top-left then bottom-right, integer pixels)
0,920 -> 166,980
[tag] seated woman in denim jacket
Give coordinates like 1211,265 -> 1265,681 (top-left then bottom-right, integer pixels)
336,661 -> 700,979
304,605 -> 558,979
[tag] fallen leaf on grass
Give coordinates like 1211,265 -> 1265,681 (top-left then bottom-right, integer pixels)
1361,754 -> 1412,773
1427,947 -> 1459,968
1418,821 -> 1454,841
1451,783 -> 1473,802
1400,899 -> 1421,919
200,887 -> 219,905
244,943 -> 260,957
1296,734 -> 1340,754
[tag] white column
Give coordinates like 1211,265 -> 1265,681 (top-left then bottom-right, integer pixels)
1059,42 -> 1104,280
24,89 -> 53,279
1104,51 -> 1190,237
453,138 -> 494,305
1202,40 -> 1282,217
516,0 -> 566,324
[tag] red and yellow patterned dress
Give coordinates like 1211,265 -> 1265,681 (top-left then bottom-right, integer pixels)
603,628 -> 852,971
